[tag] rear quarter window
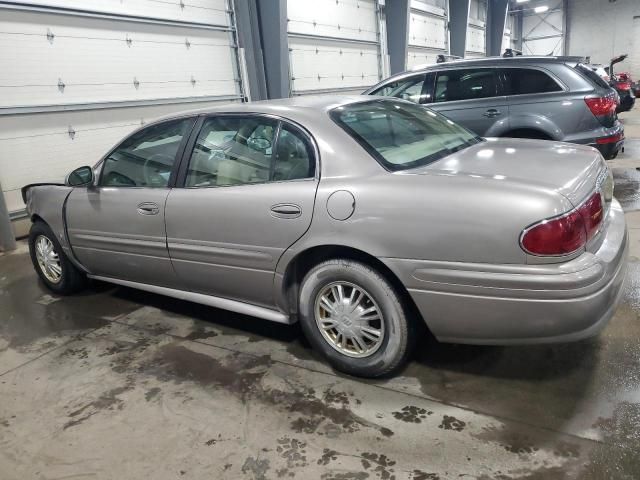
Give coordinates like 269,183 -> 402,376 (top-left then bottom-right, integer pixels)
575,64 -> 611,90
501,68 -> 563,95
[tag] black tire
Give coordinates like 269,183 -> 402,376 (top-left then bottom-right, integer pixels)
28,221 -> 87,295
298,259 -> 414,378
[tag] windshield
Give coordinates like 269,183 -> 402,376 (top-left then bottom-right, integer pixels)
330,100 -> 482,171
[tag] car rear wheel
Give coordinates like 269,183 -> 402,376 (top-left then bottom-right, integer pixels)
298,259 -> 413,378
29,221 -> 87,295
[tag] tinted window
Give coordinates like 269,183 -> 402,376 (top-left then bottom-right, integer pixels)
185,117 -> 314,188
576,64 -> 611,90
370,75 -> 430,104
435,69 -> 497,102
501,68 -> 563,95
273,126 -> 315,181
331,100 -> 482,171
100,118 -> 192,187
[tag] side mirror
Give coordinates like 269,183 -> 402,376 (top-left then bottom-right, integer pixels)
66,166 -> 94,187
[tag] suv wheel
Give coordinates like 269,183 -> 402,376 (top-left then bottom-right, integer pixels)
298,259 -> 413,377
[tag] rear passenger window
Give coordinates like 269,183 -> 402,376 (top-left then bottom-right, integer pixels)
273,126 -> 315,181
501,68 -> 563,95
435,69 -> 498,102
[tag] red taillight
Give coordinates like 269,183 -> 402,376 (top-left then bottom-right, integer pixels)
521,192 -> 604,256
596,133 -> 623,144
579,192 -> 604,239
584,96 -> 616,116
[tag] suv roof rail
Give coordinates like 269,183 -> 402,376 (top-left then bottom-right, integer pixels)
503,48 -> 522,57
436,53 -> 463,63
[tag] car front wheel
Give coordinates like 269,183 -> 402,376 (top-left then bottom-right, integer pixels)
29,221 -> 87,295
298,259 -> 413,378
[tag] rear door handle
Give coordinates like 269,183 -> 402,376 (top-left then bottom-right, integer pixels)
270,203 -> 302,219
483,109 -> 502,118
137,202 -> 160,215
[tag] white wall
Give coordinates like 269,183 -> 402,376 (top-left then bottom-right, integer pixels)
567,0 -> 640,77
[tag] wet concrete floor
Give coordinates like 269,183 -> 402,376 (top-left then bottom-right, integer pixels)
2,111 -> 640,479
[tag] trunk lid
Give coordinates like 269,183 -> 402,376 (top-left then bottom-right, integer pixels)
404,137 -> 608,208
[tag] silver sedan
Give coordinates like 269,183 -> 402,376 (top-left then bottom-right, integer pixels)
23,96 -> 628,377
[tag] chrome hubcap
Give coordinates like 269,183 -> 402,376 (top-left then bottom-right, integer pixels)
35,235 -> 62,284
314,282 -> 385,358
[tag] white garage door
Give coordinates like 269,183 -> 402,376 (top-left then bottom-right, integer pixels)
287,0 -> 383,95
465,0 -> 486,58
0,0 -> 244,215
407,1 -> 448,69
522,0 -> 564,56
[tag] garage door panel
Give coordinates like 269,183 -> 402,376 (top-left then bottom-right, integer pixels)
0,10 -> 239,107
0,100 -> 231,212
14,0 -> 229,27
287,0 -> 378,43
407,48 -> 441,69
287,0 -> 381,95
466,25 -> 485,54
289,37 -> 379,93
409,11 -> 446,50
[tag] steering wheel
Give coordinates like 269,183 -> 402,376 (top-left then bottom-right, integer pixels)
143,153 -> 174,186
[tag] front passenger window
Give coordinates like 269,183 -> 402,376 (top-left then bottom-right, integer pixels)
100,118 -> 192,187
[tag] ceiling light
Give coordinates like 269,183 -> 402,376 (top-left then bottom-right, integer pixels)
516,0 -> 530,3
534,5 -> 549,12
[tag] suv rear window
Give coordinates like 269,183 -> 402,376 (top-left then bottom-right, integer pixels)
331,100 -> 482,171
575,64 -> 611,89
501,68 -> 563,95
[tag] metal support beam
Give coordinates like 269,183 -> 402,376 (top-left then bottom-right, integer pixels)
0,185 -> 16,252
384,0 -> 410,74
256,0 -> 290,99
486,0 -> 509,56
448,0 -> 470,58
233,0 -> 268,101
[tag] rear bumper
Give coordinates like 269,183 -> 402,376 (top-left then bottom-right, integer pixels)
587,123 -> 625,159
382,199 -> 629,345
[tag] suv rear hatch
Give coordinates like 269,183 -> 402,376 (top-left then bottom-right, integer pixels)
575,63 -> 618,128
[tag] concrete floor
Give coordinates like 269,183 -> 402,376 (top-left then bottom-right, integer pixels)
2,114 -> 640,480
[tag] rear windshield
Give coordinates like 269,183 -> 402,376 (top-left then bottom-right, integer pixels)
330,100 -> 482,171
575,64 -> 611,90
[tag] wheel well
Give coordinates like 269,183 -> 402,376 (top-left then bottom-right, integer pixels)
31,214 -> 43,224
282,245 -> 425,327
501,128 -> 553,140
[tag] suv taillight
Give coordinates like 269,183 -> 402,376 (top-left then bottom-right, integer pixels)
521,192 -> 603,256
584,96 -> 617,117
615,81 -> 632,91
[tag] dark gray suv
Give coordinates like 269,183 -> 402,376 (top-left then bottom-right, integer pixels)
364,56 -> 624,159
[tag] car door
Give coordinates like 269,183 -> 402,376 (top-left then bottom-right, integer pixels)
65,117 -> 195,286
165,114 -> 318,308
427,67 -> 508,136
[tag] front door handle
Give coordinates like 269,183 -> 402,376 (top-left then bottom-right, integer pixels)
483,109 -> 502,118
137,202 -> 160,215
270,203 -> 302,219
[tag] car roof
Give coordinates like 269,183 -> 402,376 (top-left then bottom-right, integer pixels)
406,55 -> 584,72
152,95 -> 381,124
